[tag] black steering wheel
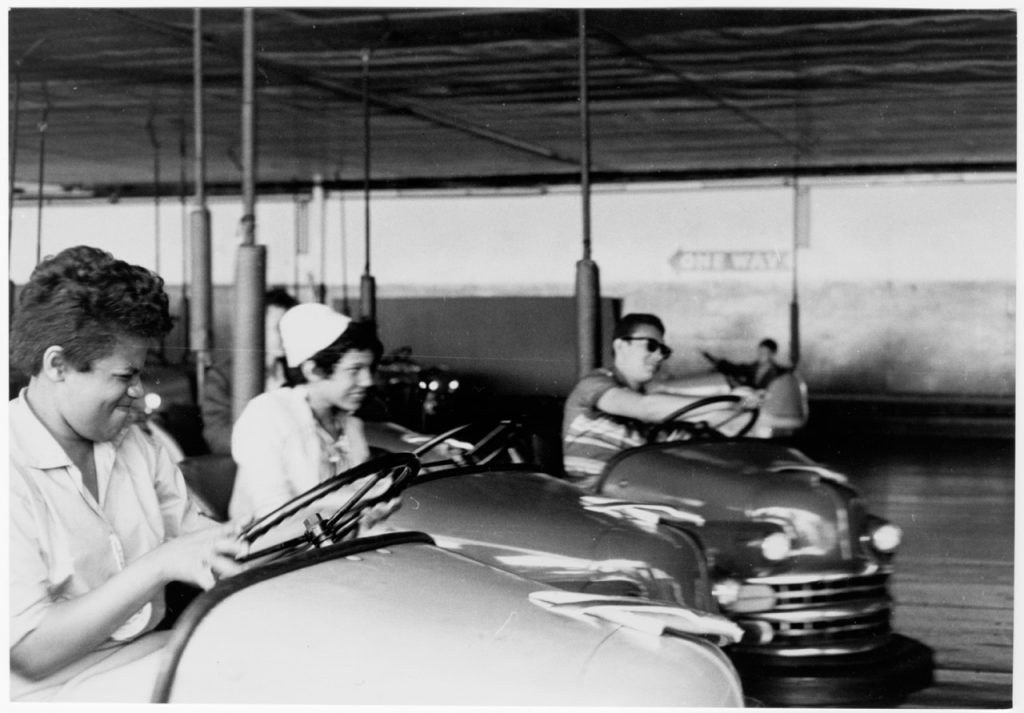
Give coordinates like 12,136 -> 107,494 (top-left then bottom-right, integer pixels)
412,419 -> 529,470
236,452 -> 419,563
648,393 -> 759,441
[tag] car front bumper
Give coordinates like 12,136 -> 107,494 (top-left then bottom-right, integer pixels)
728,633 -> 935,707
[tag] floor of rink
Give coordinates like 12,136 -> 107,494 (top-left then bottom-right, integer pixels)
790,432 -> 1015,709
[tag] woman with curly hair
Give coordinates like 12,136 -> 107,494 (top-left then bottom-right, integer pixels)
9,245 -> 248,702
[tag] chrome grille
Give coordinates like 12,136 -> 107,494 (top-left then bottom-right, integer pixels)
738,572 -> 894,652
772,572 -> 890,609
770,607 -> 891,642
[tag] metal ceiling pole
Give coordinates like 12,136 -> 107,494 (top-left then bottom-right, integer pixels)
146,113 -> 168,360
9,72 -> 21,260
292,195 -> 303,297
233,7 -> 268,421
359,49 -> 376,324
190,8 -> 214,406
790,181 -> 808,367
575,9 -> 601,377
339,191 -> 351,316
313,173 -> 327,303
34,87 -> 50,266
177,119 -> 191,362
146,114 -> 162,276
9,40 -> 44,262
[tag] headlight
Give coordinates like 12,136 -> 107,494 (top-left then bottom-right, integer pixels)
448,379 -> 459,391
759,531 -> 791,562
428,380 -> 440,392
712,579 -> 741,609
869,522 -> 902,553
713,579 -> 777,614
144,392 -> 162,413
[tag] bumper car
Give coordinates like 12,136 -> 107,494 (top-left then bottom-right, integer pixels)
157,452 -> 747,706
374,346 -> 475,433
377,408 -> 934,707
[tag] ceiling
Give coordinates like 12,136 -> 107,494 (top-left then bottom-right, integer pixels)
8,6 -> 1018,200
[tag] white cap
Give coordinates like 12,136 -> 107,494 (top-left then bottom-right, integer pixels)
278,303 -> 352,367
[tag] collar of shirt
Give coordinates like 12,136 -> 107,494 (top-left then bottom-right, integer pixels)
10,389 -> 127,497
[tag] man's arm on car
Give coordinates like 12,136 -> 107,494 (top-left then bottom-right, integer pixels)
596,387 -> 701,423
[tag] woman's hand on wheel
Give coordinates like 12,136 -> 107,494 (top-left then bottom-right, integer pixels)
154,521 -> 251,590
358,496 -> 403,535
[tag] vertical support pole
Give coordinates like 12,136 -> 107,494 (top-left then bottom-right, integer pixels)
359,49 -> 377,324
191,8 -> 213,404
178,119 -> 191,361
313,173 -> 327,303
292,195 -> 307,297
190,209 -> 212,372
339,191 -> 351,315
34,91 -> 49,266
232,7 -> 267,420
10,39 -> 44,262
9,70 -> 20,260
575,9 -> 601,377
791,180 -> 809,367
147,115 -> 162,276
146,114 -> 166,359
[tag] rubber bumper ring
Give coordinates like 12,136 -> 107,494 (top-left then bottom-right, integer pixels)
728,634 -> 935,707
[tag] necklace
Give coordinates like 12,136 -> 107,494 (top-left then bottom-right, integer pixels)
313,408 -> 345,441
313,411 -> 349,468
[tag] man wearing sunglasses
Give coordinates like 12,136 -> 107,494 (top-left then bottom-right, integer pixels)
562,312 -> 702,490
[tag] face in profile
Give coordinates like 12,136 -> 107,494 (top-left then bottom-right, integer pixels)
311,349 -> 376,413
57,335 -> 149,443
614,324 -> 668,386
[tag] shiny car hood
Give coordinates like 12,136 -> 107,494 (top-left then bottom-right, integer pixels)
389,467 -> 712,609
600,440 -> 852,518
600,440 -> 865,569
160,535 -> 743,706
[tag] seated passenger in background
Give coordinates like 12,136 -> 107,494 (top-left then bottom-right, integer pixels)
562,313 -> 703,491
9,246 -> 248,702
703,337 -> 788,390
200,286 -> 299,454
228,303 -> 397,525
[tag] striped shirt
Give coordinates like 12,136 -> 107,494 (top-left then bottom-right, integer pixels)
562,368 -> 648,490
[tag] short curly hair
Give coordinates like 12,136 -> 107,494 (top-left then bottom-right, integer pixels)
11,245 -> 173,377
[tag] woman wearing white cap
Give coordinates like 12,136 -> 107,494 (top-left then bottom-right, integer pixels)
228,303 -> 385,522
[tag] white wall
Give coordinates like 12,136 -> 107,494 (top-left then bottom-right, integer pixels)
10,175 -> 1014,289
9,174 -> 1015,397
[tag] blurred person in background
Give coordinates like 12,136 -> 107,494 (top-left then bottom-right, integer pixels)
200,286 -> 299,454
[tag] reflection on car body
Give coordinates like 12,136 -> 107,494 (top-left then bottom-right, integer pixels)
369,416 -> 933,707
156,453 -> 747,706
143,365 -> 927,706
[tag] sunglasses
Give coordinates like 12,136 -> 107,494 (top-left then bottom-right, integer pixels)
621,337 -> 673,358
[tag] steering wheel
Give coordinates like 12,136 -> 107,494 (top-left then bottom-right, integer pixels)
412,419 -> 529,470
648,393 -> 759,441
236,452 -> 419,563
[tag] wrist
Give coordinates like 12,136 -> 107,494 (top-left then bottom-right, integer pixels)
133,545 -> 173,589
